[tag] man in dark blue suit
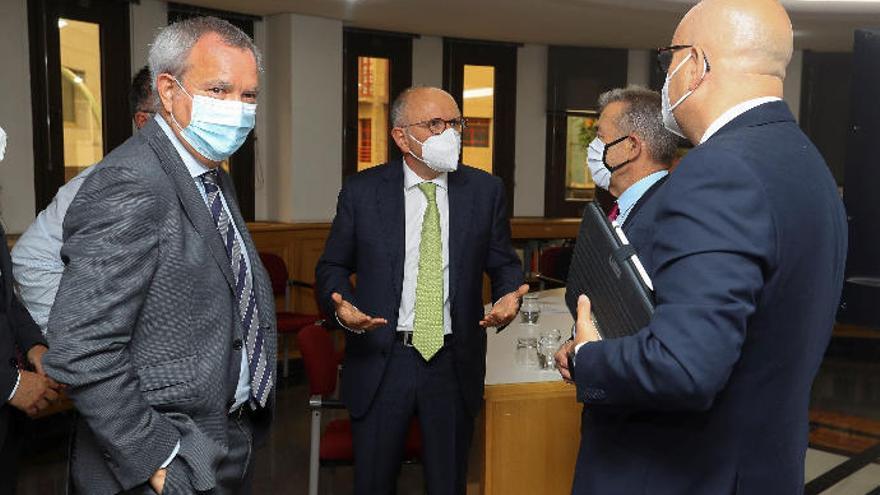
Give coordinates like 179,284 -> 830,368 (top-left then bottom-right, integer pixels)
316,87 -> 526,495
565,1 -> 848,494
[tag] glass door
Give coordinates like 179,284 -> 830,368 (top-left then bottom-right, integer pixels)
28,0 -> 131,210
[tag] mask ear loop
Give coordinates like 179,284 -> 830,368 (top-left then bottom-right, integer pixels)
603,135 -> 636,173
168,77 -> 193,133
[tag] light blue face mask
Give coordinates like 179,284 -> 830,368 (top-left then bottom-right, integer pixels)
171,78 -> 256,162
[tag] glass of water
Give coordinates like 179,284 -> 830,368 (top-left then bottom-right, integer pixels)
537,330 -> 563,370
520,293 -> 541,324
515,336 -> 539,369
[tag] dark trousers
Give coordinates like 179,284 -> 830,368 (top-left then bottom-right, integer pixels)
0,407 -> 23,495
351,341 -> 474,495
126,413 -> 254,495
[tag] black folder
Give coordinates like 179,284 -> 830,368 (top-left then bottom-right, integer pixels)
564,201 -> 654,339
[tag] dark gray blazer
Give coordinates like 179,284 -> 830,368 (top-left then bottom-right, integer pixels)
43,118 -> 276,495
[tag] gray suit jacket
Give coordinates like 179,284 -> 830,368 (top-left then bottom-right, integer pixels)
43,118 -> 276,495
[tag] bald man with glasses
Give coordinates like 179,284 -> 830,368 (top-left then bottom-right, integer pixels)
565,1 -> 847,494
317,86 -> 526,495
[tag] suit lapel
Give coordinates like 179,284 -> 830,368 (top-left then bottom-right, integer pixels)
379,163 -> 406,303
144,121 -> 236,293
447,169 -> 472,303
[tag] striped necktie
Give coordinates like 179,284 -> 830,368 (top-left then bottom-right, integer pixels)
413,182 -> 444,361
200,170 -> 272,408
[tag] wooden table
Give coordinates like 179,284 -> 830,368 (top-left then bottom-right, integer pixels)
476,288 -> 582,495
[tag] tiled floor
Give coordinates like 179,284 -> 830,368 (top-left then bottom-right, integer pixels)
14,337 -> 880,495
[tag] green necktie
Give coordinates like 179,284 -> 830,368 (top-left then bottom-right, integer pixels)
413,182 -> 444,361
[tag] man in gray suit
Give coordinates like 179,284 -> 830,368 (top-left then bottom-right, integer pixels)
43,17 -> 276,495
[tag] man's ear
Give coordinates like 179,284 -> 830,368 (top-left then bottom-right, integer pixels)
391,128 -> 411,155
156,74 -> 176,113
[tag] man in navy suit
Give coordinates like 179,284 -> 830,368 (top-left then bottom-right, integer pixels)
555,85 -> 677,372
316,86 -> 526,495
564,1 -> 848,494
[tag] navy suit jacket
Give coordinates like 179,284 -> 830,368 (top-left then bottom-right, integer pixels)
0,226 -> 46,448
572,101 -> 847,494
316,162 -> 523,418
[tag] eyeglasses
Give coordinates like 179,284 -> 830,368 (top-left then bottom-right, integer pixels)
656,45 -> 693,73
401,117 -> 468,135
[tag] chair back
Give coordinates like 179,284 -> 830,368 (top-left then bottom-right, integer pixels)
259,252 -> 289,297
539,245 -> 574,281
296,324 -> 340,396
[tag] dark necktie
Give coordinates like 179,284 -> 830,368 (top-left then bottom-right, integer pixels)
200,170 -> 271,408
608,202 -> 620,222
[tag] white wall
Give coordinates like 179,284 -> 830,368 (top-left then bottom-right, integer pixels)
513,45 -> 548,217
262,13 -> 343,222
412,36 -> 443,88
784,50 -> 803,122
130,0 -> 166,75
0,0 -> 35,233
627,49 -> 652,88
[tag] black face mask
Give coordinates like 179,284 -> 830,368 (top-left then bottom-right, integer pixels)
602,135 -> 635,173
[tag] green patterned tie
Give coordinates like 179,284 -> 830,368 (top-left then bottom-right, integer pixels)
413,182 -> 444,361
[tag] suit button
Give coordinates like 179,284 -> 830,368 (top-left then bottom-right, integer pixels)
233,339 -> 243,351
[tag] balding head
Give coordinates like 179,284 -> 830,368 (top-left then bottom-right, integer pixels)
678,0 -> 792,80
391,87 -> 458,128
665,0 -> 793,143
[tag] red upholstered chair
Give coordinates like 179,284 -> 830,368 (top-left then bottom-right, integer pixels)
297,324 -> 422,495
258,252 -> 320,377
536,244 -> 574,289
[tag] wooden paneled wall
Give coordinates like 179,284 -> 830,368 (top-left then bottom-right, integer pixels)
247,218 -> 582,313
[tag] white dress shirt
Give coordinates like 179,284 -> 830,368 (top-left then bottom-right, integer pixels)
699,97 -> 782,144
12,167 -> 95,334
397,161 -> 452,335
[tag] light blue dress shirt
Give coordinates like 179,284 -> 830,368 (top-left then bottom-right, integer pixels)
155,115 -> 253,411
615,170 -> 668,226
12,167 -> 95,334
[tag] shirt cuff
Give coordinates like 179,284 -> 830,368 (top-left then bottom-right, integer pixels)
7,370 -> 21,402
574,341 -> 587,355
160,441 -> 180,469
335,311 -> 364,334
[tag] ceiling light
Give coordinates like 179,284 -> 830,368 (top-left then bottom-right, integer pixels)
58,19 -> 68,29
463,87 -> 494,99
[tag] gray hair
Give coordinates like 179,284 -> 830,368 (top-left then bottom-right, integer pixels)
148,16 -> 263,94
598,85 -> 677,165
390,86 -> 457,127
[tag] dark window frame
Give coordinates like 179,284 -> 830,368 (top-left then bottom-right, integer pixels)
343,28 -> 414,178
28,0 -> 132,211
544,46 -> 628,218
443,37 -> 518,218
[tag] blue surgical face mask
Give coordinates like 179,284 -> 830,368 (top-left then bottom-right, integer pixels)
171,78 -> 256,162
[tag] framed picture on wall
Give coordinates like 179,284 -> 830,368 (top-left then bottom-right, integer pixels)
564,110 -> 599,201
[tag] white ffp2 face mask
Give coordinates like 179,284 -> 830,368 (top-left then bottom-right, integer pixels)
661,53 -> 708,140
408,128 -> 461,173
586,137 -> 611,190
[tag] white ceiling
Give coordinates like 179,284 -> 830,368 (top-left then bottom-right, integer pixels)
173,0 -> 880,51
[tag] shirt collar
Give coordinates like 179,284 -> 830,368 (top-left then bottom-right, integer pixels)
154,114 -> 213,179
616,170 -> 668,222
402,159 -> 448,191
699,97 -> 782,144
